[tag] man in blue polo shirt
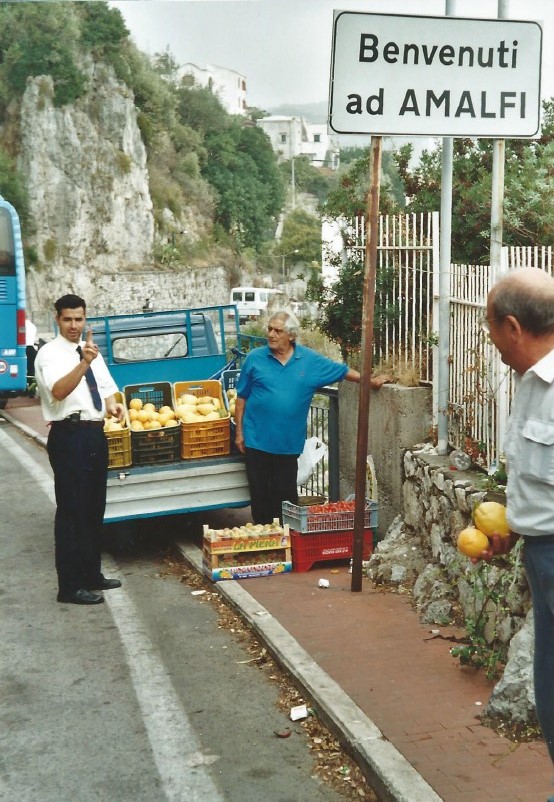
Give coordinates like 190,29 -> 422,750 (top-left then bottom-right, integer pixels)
234,310 -> 385,524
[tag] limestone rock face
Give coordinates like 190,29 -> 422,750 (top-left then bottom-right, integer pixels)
17,60 -> 154,292
485,610 -> 537,724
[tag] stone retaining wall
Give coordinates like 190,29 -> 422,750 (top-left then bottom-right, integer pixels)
368,446 -> 535,725
26,266 -> 230,334
338,382 -> 535,724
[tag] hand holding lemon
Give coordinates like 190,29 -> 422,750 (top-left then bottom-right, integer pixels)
457,501 -> 516,560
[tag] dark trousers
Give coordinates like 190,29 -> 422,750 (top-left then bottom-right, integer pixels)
244,448 -> 299,524
47,422 -> 108,595
523,536 -> 554,765
26,345 -> 36,377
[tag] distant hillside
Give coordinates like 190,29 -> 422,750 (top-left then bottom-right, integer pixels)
267,101 -> 327,124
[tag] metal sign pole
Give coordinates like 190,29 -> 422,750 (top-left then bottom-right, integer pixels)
351,135 -> 382,593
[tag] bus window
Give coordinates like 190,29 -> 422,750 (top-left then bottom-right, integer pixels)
232,290 -> 243,302
0,208 -> 16,276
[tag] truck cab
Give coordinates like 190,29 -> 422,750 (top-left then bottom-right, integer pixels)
87,304 -> 241,388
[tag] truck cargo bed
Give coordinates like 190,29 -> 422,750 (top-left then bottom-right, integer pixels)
105,455 -> 249,522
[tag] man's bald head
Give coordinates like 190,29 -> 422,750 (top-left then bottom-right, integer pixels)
490,268 -> 554,336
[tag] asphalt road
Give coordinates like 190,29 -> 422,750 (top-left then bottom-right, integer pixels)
0,419 -> 345,802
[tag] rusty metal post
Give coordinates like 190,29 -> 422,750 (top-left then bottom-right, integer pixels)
351,136 -> 382,592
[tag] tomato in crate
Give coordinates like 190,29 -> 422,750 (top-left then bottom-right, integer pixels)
282,499 -> 378,533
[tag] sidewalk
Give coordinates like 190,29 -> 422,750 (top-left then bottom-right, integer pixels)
3,396 -> 553,802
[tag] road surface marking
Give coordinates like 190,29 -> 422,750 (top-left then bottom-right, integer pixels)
0,427 -> 224,802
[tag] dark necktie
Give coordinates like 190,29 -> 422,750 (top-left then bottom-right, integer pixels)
76,346 -> 102,411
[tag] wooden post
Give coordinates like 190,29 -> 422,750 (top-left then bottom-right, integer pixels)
351,136 -> 382,592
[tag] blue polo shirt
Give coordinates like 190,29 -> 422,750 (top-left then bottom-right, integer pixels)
236,343 -> 349,455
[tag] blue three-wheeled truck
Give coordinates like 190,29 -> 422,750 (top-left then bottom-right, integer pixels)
87,305 -> 259,525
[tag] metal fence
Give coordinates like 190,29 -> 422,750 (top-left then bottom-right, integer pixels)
347,212 -> 438,383
302,387 -> 339,500
448,262 -> 506,467
449,247 -> 553,467
339,212 -> 553,469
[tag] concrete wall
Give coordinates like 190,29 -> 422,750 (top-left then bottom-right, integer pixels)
27,266 -> 230,336
338,382 -> 433,537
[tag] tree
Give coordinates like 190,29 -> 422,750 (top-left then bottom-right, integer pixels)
0,148 -> 29,225
321,146 -> 406,220
79,3 -> 129,55
278,209 -> 321,268
176,83 -> 228,136
202,120 -> 285,250
306,255 -> 398,361
396,98 -> 554,263
0,3 -> 87,107
279,155 -> 337,205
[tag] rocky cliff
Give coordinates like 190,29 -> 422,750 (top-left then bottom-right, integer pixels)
10,58 -> 155,319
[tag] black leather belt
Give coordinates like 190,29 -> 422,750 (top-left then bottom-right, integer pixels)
53,416 -> 104,428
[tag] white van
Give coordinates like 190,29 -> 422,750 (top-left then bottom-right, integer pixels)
229,287 -> 283,322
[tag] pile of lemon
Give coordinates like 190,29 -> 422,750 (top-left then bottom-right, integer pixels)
103,415 -> 126,433
225,388 -> 237,418
128,397 -> 179,431
174,392 -> 229,424
457,501 -> 510,558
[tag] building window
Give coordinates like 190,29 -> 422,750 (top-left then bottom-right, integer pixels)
314,134 -> 321,143
280,133 -> 287,144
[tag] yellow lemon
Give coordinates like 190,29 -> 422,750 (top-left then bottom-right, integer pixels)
473,501 -> 510,538
457,526 -> 490,558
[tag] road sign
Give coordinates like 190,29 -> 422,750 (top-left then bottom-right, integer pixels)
329,12 -> 542,138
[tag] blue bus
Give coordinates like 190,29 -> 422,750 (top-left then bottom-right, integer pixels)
0,194 -> 27,406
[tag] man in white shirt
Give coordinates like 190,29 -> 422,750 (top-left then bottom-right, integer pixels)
481,268 -> 554,797
35,294 -> 124,605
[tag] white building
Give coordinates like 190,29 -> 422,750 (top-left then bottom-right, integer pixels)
179,63 -> 247,116
257,116 -> 340,170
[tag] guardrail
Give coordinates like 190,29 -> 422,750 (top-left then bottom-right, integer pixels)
302,386 -> 339,501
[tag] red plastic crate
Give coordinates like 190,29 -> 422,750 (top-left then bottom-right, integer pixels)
291,528 -> 374,572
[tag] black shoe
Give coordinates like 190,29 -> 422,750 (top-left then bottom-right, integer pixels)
57,588 -> 104,605
86,576 -> 122,591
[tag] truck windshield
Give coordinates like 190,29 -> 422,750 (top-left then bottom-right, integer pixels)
112,332 -> 188,362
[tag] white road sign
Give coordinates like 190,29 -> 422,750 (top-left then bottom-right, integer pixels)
329,12 -> 543,138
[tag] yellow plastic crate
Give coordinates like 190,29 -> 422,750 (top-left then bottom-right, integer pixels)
174,380 -> 230,459
104,391 -> 131,469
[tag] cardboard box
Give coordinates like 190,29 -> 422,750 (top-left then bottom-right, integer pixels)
202,521 -> 291,581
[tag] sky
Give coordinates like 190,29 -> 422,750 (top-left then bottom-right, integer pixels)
110,0 -> 554,112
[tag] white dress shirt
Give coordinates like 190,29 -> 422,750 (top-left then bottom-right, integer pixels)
503,347 -> 554,537
35,334 -> 118,422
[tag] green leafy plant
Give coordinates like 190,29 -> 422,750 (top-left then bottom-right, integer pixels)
306,254 -> 400,361
450,541 -> 525,679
